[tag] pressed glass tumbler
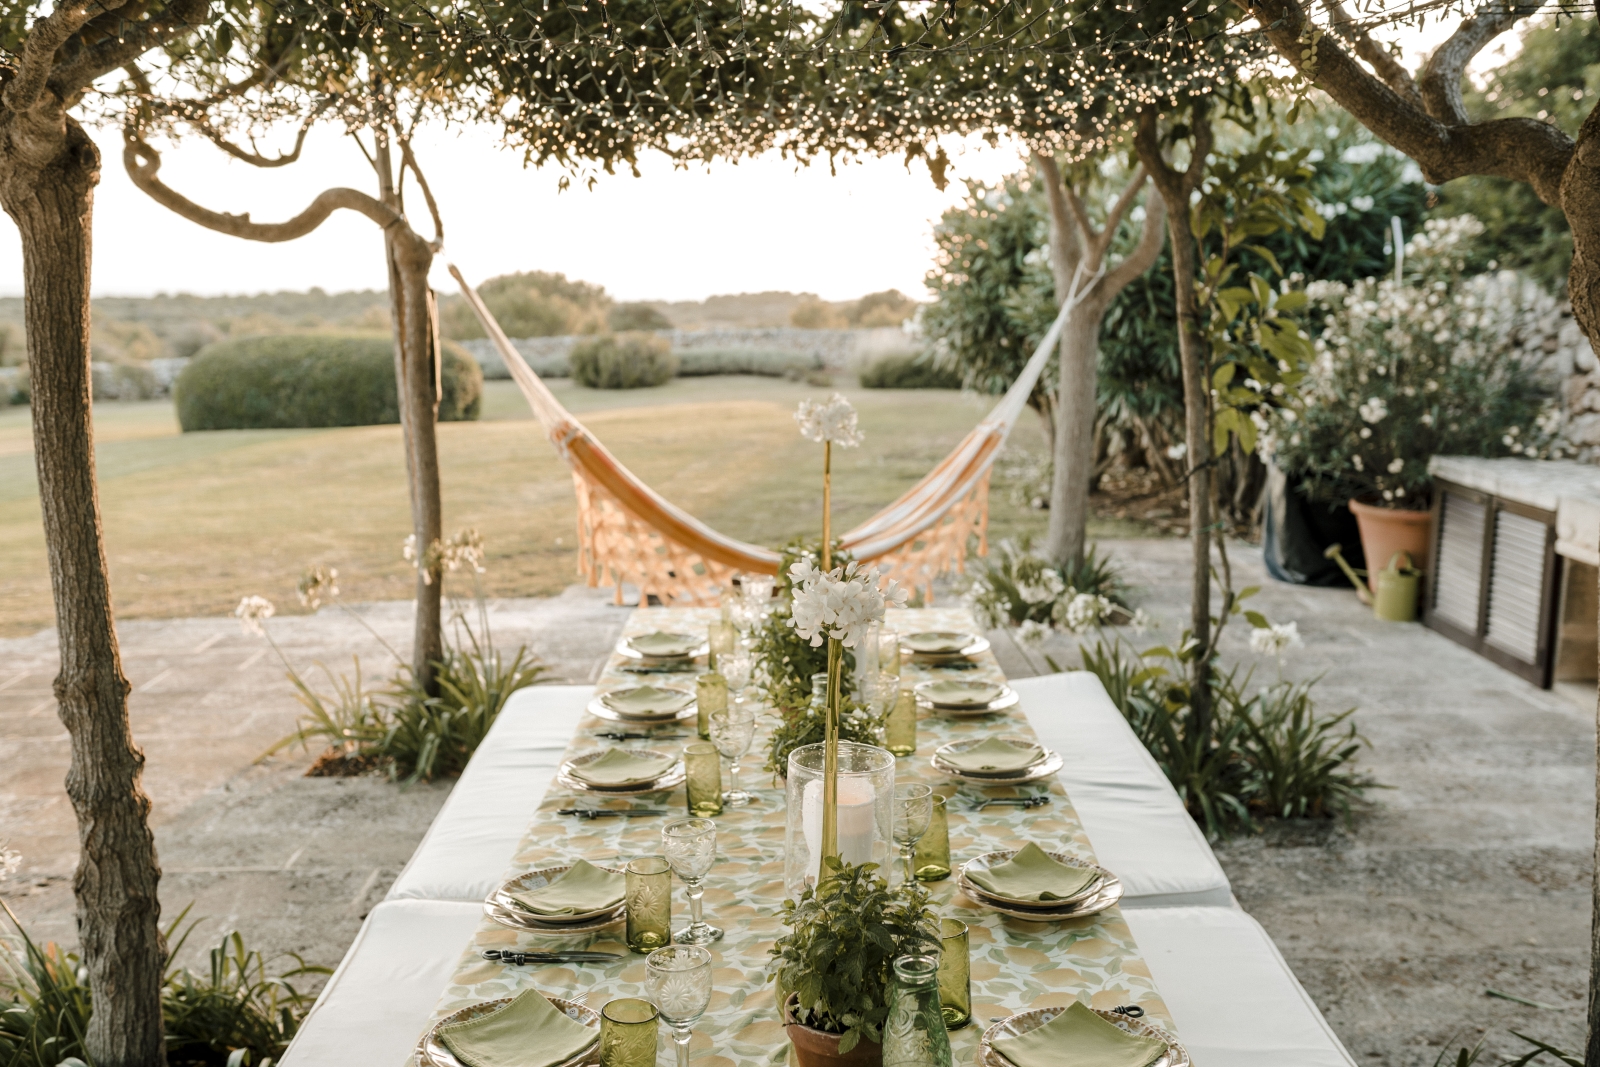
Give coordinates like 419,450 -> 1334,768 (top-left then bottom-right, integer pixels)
695,672 -> 727,741
885,685 -> 917,757
937,918 -> 971,1029
913,794 -> 951,881
684,741 -> 723,817
600,997 -> 659,1067
625,856 -> 672,953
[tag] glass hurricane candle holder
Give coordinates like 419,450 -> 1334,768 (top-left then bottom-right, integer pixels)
784,741 -> 895,901
937,918 -> 971,1029
885,685 -> 917,757
600,998 -> 659,1067
625,856 -> 672,953
913,794 -> 951,882
695,672 -> 727,741
683,741 -> 723,817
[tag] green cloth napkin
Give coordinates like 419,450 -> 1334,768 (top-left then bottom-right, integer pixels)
922,679 -> 1005,707
992,1002 -> 1167,1067
903,631 -> 973,654
437,988 -> 597,1067
628,631 -> 701,657
570,748 -> 677,787
600,685 -> 693,715
943,737 -> 1044,774
507,859 -> 625,916
967,843 -> 1098,902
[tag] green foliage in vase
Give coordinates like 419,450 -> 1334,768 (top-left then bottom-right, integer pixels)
1265,216 -> 1562,508
769,860 -> 938,1054
762,695 -> 883,779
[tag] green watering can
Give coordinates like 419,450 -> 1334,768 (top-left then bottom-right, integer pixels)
1324,545 -> 1421,622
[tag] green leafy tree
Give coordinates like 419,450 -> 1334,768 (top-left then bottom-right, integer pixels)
443,271 -> 612,339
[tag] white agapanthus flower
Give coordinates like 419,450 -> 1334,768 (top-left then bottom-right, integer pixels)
787,559 -> 907,647
1016,619 -> 1051,647
440,528 -> 487,574
1128,609 -> 1154,635
235,595 -> 275,637
1249,621 -> 1304,656
1016,570 -> 1066,606
1061,592 -> 1114,634
297,565 -> 340,610
1358,397 -> 1388,423
1386,458 -> 1405,474
0,841 -> 20,884
794,393 -> 865,448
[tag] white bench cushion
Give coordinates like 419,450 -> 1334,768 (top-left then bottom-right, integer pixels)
1013,672 -> 1233,908
1126,905 -> 1355,1066
280,898 -> 481,1066
384,684 -> 591,902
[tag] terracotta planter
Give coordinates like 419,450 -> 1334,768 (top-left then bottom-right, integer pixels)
1348,498 -> 1433,593
783,993 -> 883,1067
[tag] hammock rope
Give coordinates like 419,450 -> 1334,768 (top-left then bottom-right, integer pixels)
447,262 -> 1081,605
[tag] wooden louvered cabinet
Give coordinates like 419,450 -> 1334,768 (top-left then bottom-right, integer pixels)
1423,479 -> 1560,687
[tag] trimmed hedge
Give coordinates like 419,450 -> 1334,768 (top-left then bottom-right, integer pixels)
675,348 -> 822,378
175,334 -> 482,431
859,352 -> 962,389
570,332 -> 677,389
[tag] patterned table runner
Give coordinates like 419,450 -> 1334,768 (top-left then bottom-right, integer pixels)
412,607 -> 1175,1064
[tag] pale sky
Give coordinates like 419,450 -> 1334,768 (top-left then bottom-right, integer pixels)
0,123 -> 1025,303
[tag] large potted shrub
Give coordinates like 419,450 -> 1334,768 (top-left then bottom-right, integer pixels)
1265,216 -> 1561,588
769,860 -> 937,1067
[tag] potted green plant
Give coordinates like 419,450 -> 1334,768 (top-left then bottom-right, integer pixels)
1265,215 -> 1561,587
769,860 -> 938,1067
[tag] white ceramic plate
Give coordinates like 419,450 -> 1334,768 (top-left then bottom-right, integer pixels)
585,695 -> 699,725
932,748 -> 1062,786
979,1006 -> 1189,1067
931,737 -> 1048,777
488,865 -> 627,926
615,633 -> 709,661
557,750 -> 686,796
418,994 -> 601,1067
902,633 -> 991,660
957,861 -> 1124,920
914,683 -> 1019,717
958,849 -> 1108,908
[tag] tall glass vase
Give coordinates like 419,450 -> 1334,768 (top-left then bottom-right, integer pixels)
784,741 -> 894,901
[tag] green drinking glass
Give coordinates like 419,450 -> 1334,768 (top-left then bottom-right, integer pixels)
914,794 -> 951,881
684,741 -> 724,817
626,856 -> 672,953
600,998 -> 659,1067
885,685 -> 917,757
937,918 -> 971,1029
696,672 -> 727,741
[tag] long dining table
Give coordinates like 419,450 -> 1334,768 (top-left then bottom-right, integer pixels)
408,605 -> 1182,1064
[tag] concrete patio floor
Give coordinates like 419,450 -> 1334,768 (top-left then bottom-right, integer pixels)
0,539 -> 1592,1066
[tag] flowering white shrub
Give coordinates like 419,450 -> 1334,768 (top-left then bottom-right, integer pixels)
794,393 -> 865,448
1264,215 -> 1561,506
787,559 -> 907,647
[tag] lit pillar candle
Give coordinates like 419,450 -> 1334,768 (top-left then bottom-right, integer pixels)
802,776 -> 877,885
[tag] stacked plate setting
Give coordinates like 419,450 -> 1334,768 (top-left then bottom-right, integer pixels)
484,864 -> 628,933
587,683 -> 698,724
557,748 -> 686,796
614,630 -> 707,670
899,630 -> 991,662
978,1006 -> 1189,1067
418,994 -> 602,1067
957,848 -> 1124,921
913,678 -> 1019,717
931,736 -> 1062,785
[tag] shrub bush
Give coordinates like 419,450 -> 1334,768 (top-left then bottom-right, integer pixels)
859,352 -> 962,389
175,333 -> 481,430
676,348 -> 821,378
569,331 -> 677,389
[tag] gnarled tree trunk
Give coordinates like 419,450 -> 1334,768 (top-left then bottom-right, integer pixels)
1045,307 -> 1105,568
2,115 -> 166,1067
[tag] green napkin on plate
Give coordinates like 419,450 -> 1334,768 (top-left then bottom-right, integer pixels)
942,737 -> 1044,774
437,988 -> 597,1067
627,631 -> 701,657
507,859 -> 625,916
967,843 -> 1098,902
903,631 -> 974,654
570,748 -> 677,787
600,685 -> 693,716
992,1001 -> 1167,1067
922,679 -> 1005,707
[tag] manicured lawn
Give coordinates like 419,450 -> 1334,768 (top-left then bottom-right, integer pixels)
0,377 -> 1145,636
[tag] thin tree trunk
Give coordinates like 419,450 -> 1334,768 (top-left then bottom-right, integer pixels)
1,121 -> 166,1066
1044,306 -> 1104,569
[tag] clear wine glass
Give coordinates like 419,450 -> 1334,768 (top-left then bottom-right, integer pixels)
720,642 -> 755,691
893,783 -> 934,884
662,817 -> 723,944
646,945 -> 713,1067
709,700 -> 757,807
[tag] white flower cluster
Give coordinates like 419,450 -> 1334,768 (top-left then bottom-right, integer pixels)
1358,397 -> 1388,424
1016,569 -> 1066,606
0,840 -> 20,884
794,393 -> 865,448
297,565 -> 339,610
234,595 -> 275,637
787,559 -> 907,647
403,529 -> 488,586
1249,621 -> 1303,656
1059,592 -> 1114,634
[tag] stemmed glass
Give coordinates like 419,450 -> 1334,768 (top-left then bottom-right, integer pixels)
720,641 -> 755,691
646,945 -> 713,1067
662,817 -> 723,944
894,783 -> 934,884
709,700 -> 757,807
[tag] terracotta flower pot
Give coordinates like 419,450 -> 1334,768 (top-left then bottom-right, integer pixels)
1348,498 -> 1433,593
783,993 -> 883,1067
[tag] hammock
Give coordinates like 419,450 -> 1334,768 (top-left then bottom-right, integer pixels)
448,263 -> 1081,606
